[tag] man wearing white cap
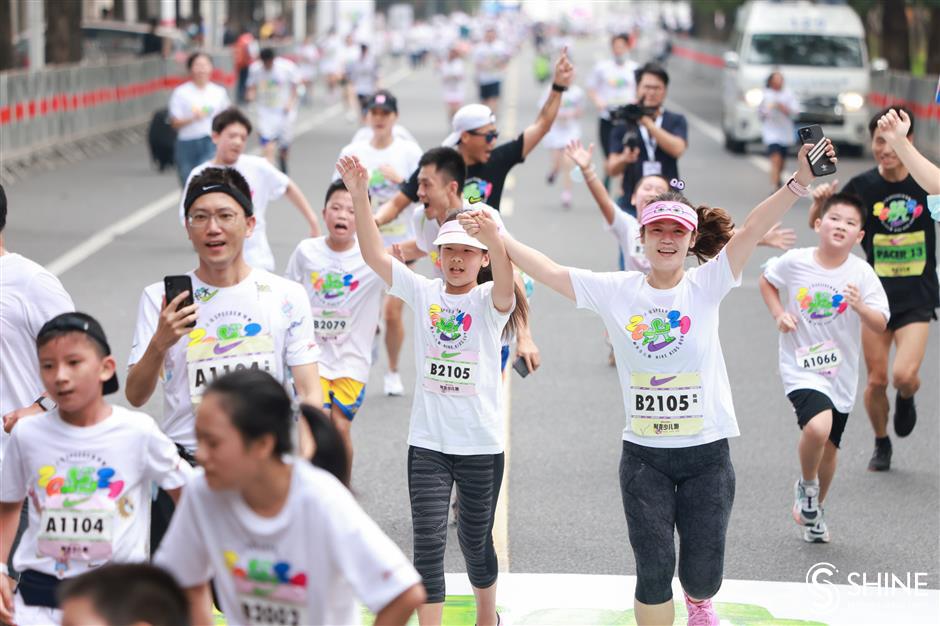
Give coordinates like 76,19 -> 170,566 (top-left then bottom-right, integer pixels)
374,48 -> 574,218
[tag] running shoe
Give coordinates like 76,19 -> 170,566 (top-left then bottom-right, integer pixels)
561,189 -> 572,209
383,371 -> 404,396
867,438 -> 892,472
546,171 -> 556,185
803,514 -> 831,543
792,479 -> 820,526
893,392 -> 917,437
684,592 -> 719,626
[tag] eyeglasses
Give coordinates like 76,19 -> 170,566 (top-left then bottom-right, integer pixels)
187,210 -> 240,228
467,129 -> 499,143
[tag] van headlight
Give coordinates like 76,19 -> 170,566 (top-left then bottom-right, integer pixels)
838,91 -> 865,112
744,88 -> 764,107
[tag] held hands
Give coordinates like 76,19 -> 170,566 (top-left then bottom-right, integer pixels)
553,46 -> 574,87
877,109 -> 912,147
775,311 -> 798,334
154,292 -> 197,353
795,139 -> 837,186
336,155 -> 369,197
458,211 -> 501,248
564,139 -> 595,171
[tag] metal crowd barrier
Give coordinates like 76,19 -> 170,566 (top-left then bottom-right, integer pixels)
1,49 -> 244,162
670,37 -> 940,160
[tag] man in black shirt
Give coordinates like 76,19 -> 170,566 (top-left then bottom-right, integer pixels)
809,107 -> 937,472
374,48 -> 574,216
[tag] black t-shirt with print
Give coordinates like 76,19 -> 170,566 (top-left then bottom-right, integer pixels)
400,133 -> 525,211
843,167 -> 937,315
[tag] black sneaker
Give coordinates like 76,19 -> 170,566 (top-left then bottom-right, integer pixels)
894,392 -> 917,437
867,439 -> 892,472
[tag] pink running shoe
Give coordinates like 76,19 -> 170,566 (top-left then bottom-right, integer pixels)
684,592 -> 719,626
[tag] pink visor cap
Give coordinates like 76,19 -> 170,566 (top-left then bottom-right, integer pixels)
433,219 -> 488,250
640,200 -> 698,231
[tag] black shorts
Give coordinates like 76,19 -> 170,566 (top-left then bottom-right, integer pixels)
787,389 -> 848,448
887,306 -> 937,331
479,81 -> 501,100
766,143 -> 788,158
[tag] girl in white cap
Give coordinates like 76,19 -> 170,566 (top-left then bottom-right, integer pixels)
336,154 -> 526,626
461,141 -> 835,626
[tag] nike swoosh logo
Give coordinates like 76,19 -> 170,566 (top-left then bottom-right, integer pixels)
213,341 -> 244,355
63,496 -> 92,508
202,185 -> 220,191
650,375 -> 677,387
808,343 -> 826,353
440,351 -> 460,359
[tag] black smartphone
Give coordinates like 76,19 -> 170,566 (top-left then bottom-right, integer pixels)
164,275 -> 195,328
512,356 -> 530,378
798,125 -> 837,177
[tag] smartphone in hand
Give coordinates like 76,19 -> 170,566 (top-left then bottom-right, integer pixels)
798,125 -> 837,177
512,356 -> 530,378
164,275 -> 196,328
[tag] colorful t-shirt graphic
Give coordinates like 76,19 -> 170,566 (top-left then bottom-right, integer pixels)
794,283 -> 848,324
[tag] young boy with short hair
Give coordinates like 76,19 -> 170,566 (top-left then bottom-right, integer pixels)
0,313 -> 191,625
760,193 -> 890,543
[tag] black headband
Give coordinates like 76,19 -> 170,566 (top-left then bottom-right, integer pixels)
184,182 -> 253,216
37,313 -> 119,395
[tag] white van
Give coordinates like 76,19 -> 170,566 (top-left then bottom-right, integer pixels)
721,1 -> 870,154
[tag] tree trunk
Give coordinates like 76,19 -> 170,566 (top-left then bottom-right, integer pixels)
114,0 -> 126,20
137,0 -> 150,21
45,0 -> 83,64
927,3 -> 940,75
0,0 -> 14,71
881,0 -> 911,71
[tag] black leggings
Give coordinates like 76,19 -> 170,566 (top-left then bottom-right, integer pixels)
619,438 -> 735,605
407,446 -> 504,603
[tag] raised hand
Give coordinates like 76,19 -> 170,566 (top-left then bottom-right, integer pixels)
796,139 -> 837,185
565,139 -> 595,171
759,222 -> 797,250
877,108 -> 912,146
553,46 -> 574,87
335,155 -> 369,197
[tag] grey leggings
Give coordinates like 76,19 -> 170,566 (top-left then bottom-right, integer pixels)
407,446 -> 504,603
619,438 -> 735,605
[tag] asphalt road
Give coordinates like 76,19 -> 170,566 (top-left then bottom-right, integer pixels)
5,36 -> 937,592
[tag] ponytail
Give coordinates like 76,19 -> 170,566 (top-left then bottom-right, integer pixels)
298,404 -> 350,489
643,191 -> 734,264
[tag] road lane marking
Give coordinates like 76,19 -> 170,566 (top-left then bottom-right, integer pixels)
47,68 -> 412,277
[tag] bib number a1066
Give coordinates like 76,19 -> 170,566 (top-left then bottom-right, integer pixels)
795,341 -> 841,378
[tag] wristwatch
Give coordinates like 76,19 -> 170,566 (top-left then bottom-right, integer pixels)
551,83 -> 568,93
35,396 -> 56,412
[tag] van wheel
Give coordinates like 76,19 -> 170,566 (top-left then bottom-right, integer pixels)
724,133 -> 746,154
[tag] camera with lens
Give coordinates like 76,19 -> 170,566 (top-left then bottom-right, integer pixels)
609,103 -> 658,150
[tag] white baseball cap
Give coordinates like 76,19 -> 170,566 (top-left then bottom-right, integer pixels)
442,104 -> 496,147
432,219 -> 488,250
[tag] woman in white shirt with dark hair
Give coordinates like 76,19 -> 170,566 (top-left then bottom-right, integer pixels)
168,52 -> 230,186
758,71 -> 800,192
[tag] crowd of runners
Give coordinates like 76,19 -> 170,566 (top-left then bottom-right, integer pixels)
1,9 -> 938,626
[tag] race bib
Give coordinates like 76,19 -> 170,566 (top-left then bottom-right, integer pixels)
423,347 -> 478,396
795,340 -> 841,378
187,335 -> 276,404
873,231 -> 926,278
240,595 -> 308,626
38,494 -> 115,563
642,161 -> 663,177
629,372 -> 703,437
379,220 -> 408,237
312,308 -> 351,342
258,81 -> 281,108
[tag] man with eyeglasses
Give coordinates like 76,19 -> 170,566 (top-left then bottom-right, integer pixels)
126,167 -> 322,550
179,107 -> 321,272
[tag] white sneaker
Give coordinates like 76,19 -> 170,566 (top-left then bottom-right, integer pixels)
384,371 -> 404,396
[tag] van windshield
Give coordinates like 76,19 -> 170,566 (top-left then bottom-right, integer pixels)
746,34 -> 864,68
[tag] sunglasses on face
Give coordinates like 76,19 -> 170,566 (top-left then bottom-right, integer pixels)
467,129 -> 499,143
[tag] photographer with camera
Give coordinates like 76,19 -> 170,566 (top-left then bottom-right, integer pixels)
605,63 -> 688,216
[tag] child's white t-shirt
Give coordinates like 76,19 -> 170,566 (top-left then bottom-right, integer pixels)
155,462 -> 420,626
389,259 -> 511,454
0,406 -> 191,578
570,251 -> 742,448
128,269 -> 319,449
763,248 -> 890,412
285,238 -> 387,383
607,208 -> 650,273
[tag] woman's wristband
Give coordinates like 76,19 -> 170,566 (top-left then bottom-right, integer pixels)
786,175 -> 810,197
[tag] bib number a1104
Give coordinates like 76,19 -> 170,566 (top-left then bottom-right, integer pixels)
38,497 -> 115,562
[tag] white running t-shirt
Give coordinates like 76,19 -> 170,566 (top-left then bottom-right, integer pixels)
168,81 -> 230,142
763,248 -> 889,412
155,462 -> 420,626
128,269 -> 319,449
